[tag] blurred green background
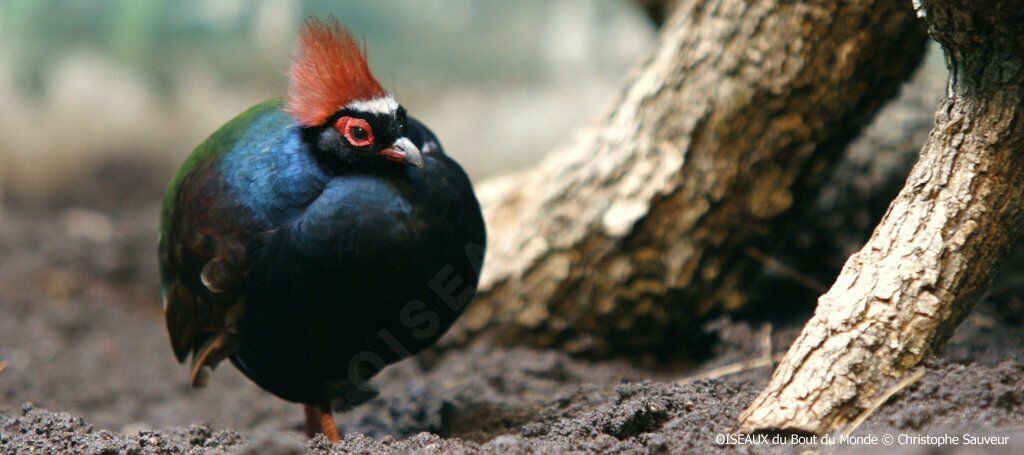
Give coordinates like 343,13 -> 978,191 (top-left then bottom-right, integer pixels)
0,0 -> 654,205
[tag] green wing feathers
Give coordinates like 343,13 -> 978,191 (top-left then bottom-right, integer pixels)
158,99 -> 283,384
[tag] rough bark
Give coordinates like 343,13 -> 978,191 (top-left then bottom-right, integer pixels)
455,0 -> 927,356
738,0 -> 1024,435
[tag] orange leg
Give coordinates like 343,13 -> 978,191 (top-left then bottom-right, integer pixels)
318,403 -> 341,442
303,403 -> 340,442
303,404 -> 322,439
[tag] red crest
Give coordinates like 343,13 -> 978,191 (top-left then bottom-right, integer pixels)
285,18 -> 387,127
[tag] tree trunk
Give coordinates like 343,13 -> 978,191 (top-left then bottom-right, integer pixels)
738,0 -> 1024,435
455,0 -> 927,356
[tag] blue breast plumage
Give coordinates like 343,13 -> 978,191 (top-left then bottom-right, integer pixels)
159,100 -> 486,405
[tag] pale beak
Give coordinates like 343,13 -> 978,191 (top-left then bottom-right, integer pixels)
379,137 -> 424,168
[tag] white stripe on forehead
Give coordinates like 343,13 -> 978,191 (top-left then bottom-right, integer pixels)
345,95 -> 398,115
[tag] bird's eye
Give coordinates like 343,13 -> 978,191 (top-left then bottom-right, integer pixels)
350,126 -> 367,141
335,116 -> 374,147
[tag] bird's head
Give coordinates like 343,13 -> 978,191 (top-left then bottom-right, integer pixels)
285,18 -> 423,170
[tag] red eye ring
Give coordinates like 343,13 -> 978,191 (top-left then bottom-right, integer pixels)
335,116 -> 374,147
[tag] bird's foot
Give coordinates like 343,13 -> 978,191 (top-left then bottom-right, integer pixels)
303,383 -> 379,442
318,402 -> 341,443
303,403 -> 341,442
303,404 -> 323,439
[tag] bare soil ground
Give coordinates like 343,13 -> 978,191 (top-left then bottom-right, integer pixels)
2,50 -> 1023,454
1,208 -> 1022,454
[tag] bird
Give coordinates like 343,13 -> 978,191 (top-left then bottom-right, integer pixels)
158,17 -> 486,442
